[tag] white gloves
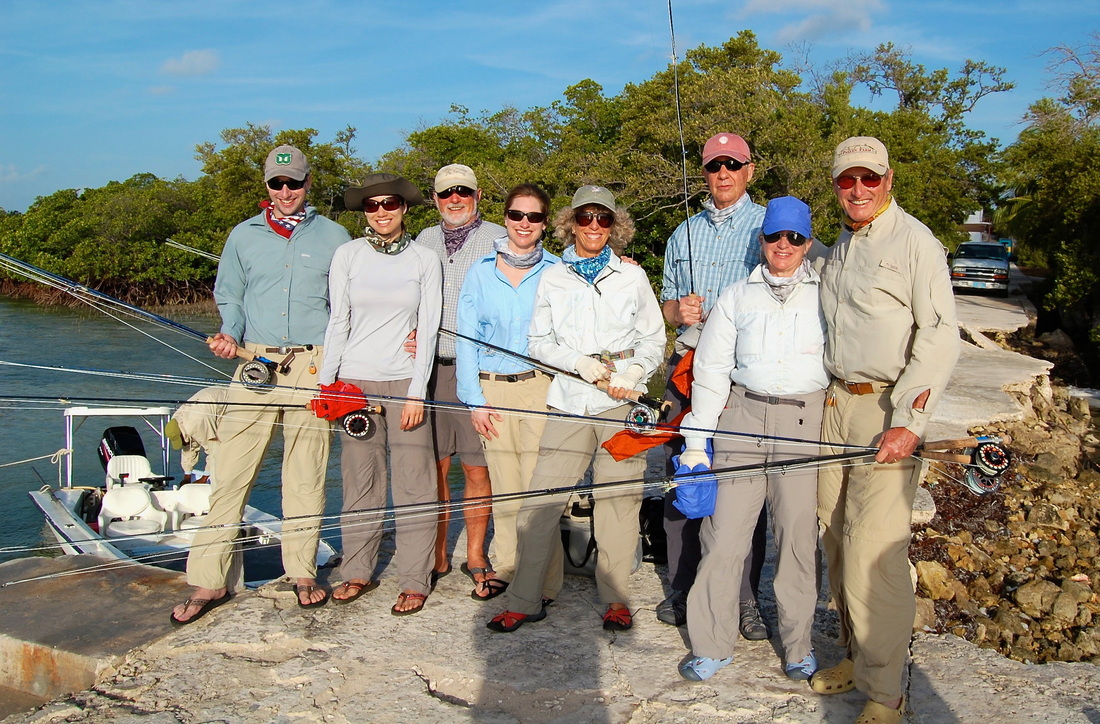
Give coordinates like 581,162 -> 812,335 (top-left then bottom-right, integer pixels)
575,355 -> 612,383
678,448 -> 711,469
608,364 -> 645,391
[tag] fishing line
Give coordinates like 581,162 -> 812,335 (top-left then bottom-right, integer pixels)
667,0 -> 695,294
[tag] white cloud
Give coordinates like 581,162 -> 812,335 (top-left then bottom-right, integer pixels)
0,164 -> 47,184
149,85 -> 175,95
160,49 -> 220,77
740,0 -> 886,43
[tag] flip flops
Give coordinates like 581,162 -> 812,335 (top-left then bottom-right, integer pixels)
294,584 -> 329,609
391,591 -> 427,616
471,577 -> 509,601
332,580 -> 379,605
170,591 -> 233,626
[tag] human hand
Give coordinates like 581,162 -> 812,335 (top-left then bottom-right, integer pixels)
678,294 -> 705,327
575,355 -> 611,384
875,427 -> 920,464
471,407 -> 501,440
400,399 -> 424,431
403,329 -> 417,356
208,332 -> 239,359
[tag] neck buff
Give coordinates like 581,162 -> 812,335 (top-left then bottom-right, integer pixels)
844,195 -> 893,232
761,258 -> 811,303
563,243 -> 611,285
443,214 -> 483,257
365,228 -> 412,255
702,193 -> 747,226
494,235 -> 544,269
260,200 -> 308,239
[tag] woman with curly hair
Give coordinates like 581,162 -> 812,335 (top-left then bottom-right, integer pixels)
486,185 -> 664,633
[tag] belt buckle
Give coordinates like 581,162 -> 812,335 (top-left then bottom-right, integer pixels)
504,374 -> 518,383
767,395 -> 780,405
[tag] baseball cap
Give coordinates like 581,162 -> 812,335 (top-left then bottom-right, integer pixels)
702,133 -> 751,165
165,418 -> 184,451
761,196 -> 812,238
570,185 -> 616,211
832,136 -> 890,178
264,145 -> 310,182
433,164 -> 478,193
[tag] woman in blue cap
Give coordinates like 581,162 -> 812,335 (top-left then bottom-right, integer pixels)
675,196 -> 828,683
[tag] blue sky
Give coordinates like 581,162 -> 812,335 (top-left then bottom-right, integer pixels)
0,0 -> 1093,213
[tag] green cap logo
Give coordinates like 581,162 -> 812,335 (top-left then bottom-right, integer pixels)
275,153 -> 292,165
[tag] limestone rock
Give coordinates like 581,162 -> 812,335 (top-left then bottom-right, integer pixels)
916,560 -> 956,600
1014,579 -> 1062,618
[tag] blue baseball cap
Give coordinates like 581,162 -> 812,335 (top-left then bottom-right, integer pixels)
762,196 -> 812,238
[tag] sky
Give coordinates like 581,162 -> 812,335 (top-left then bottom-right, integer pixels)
0,0 -> 1095,213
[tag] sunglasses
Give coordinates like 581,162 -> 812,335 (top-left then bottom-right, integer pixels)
704,158 -> 747,174
267,177 -> 307,191
505,209 -> 547,224
762,231 -> 809,246
835,173 -> 884,190
363,197 -> 403,213
574,211 -> 614,228
437,186 -> 475,199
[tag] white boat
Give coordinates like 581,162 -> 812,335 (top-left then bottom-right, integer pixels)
27,405 -> 338,588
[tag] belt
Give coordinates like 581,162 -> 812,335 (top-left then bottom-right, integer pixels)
264,345 -> 312,354
743,390 -> 806,408
436,358 -> 457,367
479,370 -> 541,383
589,348 -> 635,362
841,380 -> 894,395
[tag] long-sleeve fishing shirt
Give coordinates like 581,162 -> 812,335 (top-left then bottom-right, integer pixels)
215,207 -> 350,347
455,246 -> 561,408
528,252 -> 665,417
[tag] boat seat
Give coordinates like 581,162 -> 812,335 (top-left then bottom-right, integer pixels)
105,454 -> 157,489
173,483 -> 213,531
98,485 -> 168,538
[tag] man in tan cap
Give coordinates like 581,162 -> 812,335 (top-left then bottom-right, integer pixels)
170,144 -> 351,624
166,386 -> 229,483
415,164 -> 506,595
811,136 -> 959,723
656,132 -> 770,640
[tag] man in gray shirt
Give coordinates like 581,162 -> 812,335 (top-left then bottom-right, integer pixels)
415,164 -> 506,596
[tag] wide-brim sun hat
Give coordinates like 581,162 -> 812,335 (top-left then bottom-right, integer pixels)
344,173 -> 425,211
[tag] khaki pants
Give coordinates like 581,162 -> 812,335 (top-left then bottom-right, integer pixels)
818,380 -> 920,703
504,407 -> 646,615
687,386 -> 823,663
480,372 -> 562,595
186,344 -> 331,589
338,378 -> 436,594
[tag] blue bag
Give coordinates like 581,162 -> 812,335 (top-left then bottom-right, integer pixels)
670,446 -> 717,519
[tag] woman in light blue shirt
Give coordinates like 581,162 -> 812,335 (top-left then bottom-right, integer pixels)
456,183 -> 561,601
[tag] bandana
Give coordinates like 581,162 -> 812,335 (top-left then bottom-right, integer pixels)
260,200 -> 308,239
761,259 -> 810,303
563,244 -> 611,285
443,215 -> 483,257
702,193 -> 748,226
365,228 -> 412,255
493,236 -> 544,269
844,195 -> 893,232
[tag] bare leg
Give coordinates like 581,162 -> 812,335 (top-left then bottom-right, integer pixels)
434,456 -> 452,573
463,462 -> 492,572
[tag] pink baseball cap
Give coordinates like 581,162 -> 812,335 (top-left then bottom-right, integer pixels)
702,133 -> 751,165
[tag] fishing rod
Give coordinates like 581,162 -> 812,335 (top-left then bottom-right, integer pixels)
0,252 -> 283,388
164,238 -> 220,262
667,0 -> 696,297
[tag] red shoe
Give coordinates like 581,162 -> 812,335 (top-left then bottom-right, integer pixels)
486,608 -> 547,633
602,606 -> 633,631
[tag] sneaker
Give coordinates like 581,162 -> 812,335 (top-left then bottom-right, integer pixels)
486,608 -> 546,633
602,606 -> 633,631
656,589 -> 688,626
678,655 -> 733,682
739,600 -> 770,640
784,651 -> 818,681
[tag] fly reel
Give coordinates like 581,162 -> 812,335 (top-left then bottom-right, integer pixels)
624,399 -> 672,434
340,405 -> 384,440
973,440 -> 1011,477
241,359 -> 277,390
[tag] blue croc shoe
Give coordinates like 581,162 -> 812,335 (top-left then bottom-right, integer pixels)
678,655 -> 733,681
785,651 -> 818,681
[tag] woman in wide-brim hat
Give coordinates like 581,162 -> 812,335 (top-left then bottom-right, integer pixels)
319,173 -> 442,616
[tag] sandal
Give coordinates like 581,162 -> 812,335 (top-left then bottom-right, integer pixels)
471,577 -> 509,601
602,606 -> 634,631
391,591 -> 427,616
461,562 -> 495,583
785,651 -> 818,681
810,657 -> 855,695
678,654 -> 733,682
485,608 -> 546,633
854,697 -> 905,724
430,565 -> 452,587
294,584 -> 329,609
169,592 -> 233,626
332,580 -> 378,605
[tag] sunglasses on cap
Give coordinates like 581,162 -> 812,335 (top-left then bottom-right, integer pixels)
363,197 -> 403,213
437,186 -> 475,199
704,158 -> 747,174
835,172 -> 884,190
267,177 -> 307,191
505,209 -> 547,224
574,211 -> 614,228
762,231 -> 809,246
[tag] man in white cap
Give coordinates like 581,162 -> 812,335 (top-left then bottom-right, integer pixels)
811,136 -> 958,723
415,164 -> 506,593
170,144 -> 351,624
656,133 -> 770,640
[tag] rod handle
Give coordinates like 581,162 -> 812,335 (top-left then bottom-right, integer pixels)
919,451 -> 972,464
205,336 -> 258,362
